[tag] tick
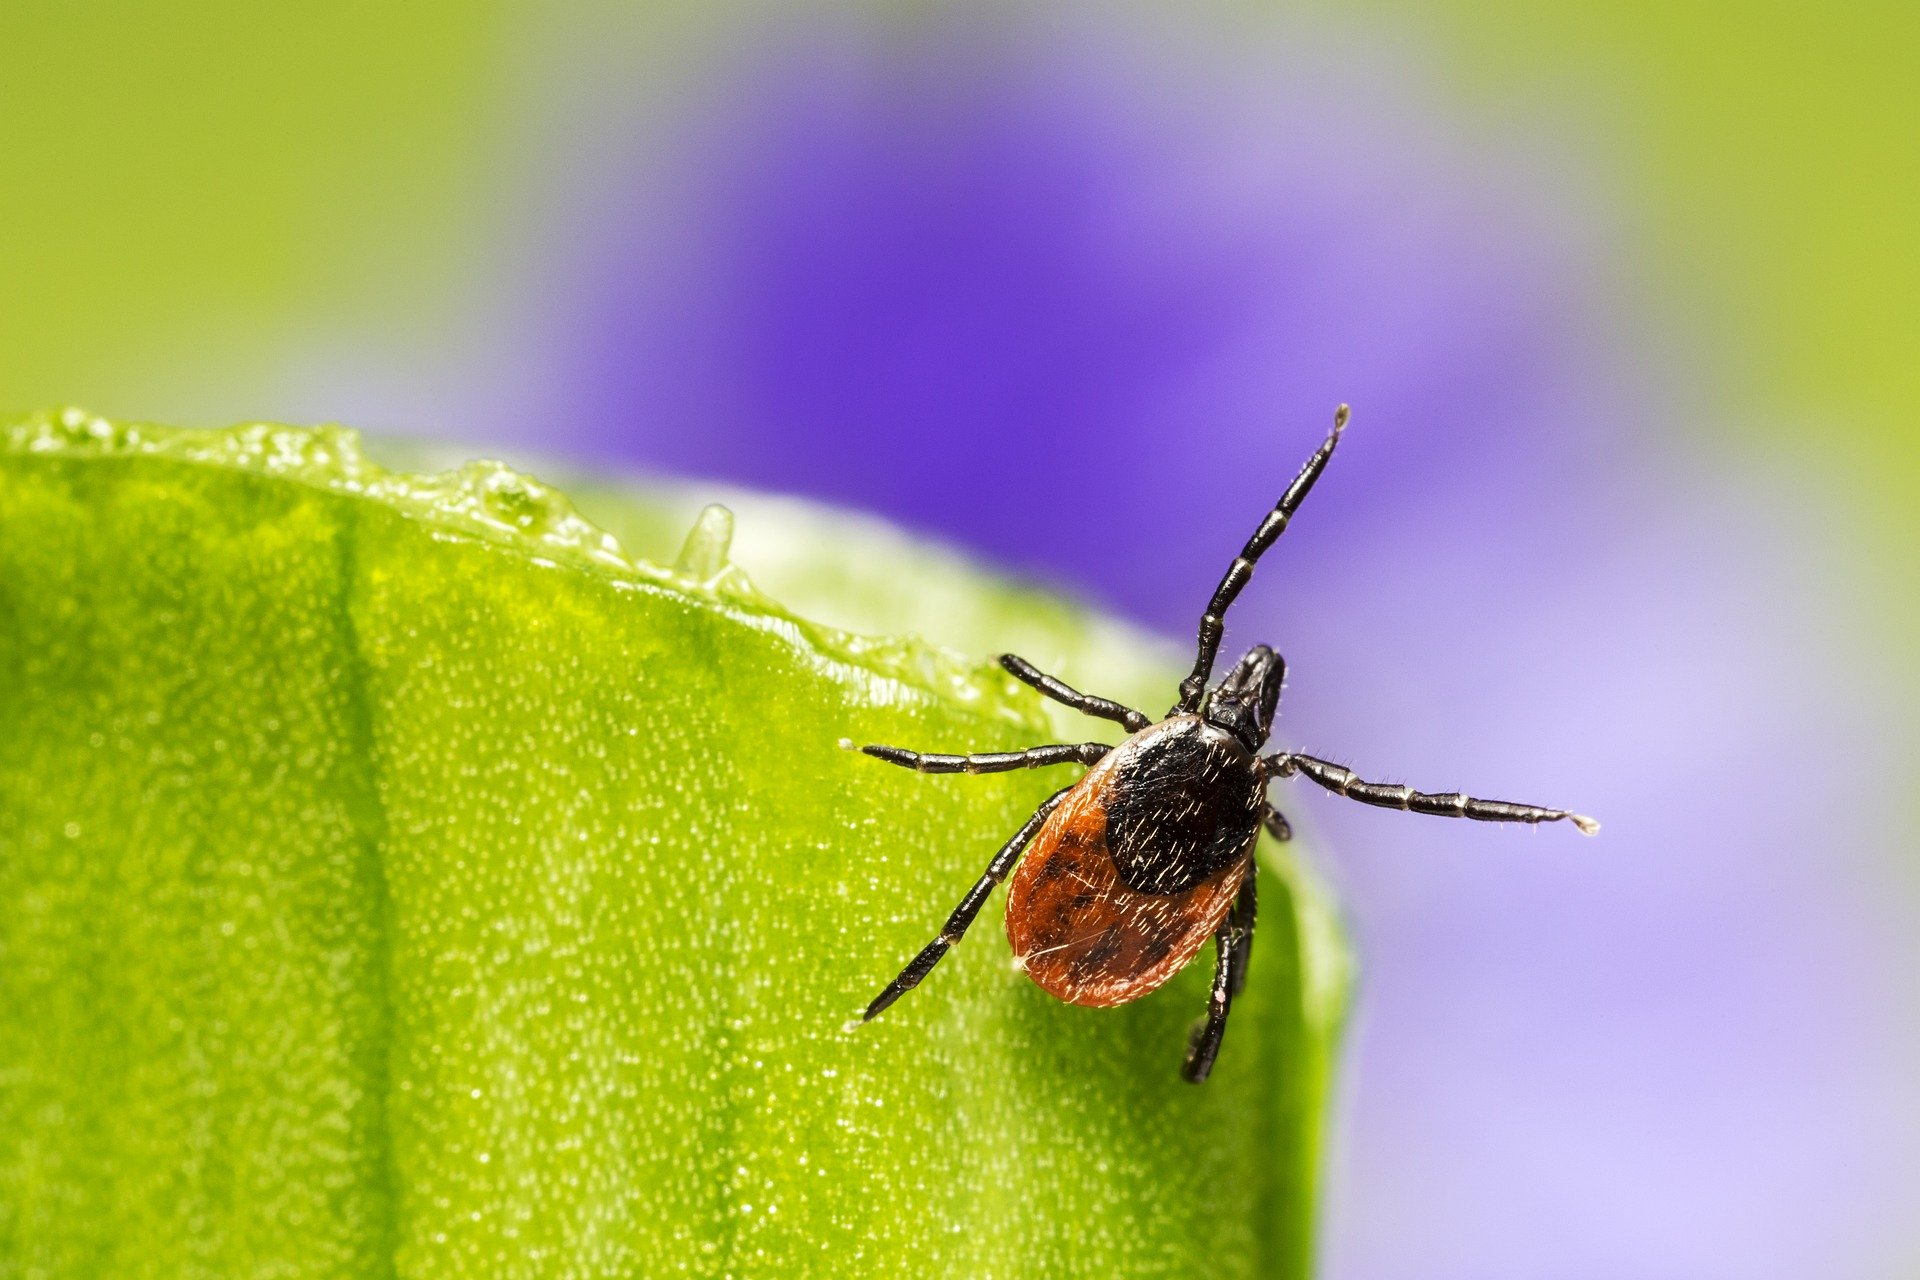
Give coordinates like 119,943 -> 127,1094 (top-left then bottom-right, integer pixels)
847,406 -> 1597,1083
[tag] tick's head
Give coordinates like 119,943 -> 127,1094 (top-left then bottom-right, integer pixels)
1203,644 -> 1284,752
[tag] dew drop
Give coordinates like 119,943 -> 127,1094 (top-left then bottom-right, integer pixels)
672,504 -> 735,583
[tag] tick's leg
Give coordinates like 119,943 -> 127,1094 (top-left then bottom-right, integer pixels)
1181,931 -> 1238,1084
864,786 -> 1073,1021
1269,753 -> 1599,835
1227,869 -> 1257,998
1177,405 -> 1349,712
999,653 -> 1151,733
1182,869 -> 1257,1084
847,741 -> 1110,774
1262,804 -> 1292,843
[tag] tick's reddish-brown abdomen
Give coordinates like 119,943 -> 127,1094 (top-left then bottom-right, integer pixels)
1004,749 -> 1249,1009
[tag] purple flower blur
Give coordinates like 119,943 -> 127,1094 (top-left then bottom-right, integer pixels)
323,7 -> 1920,1277
563,16 -> 1603,641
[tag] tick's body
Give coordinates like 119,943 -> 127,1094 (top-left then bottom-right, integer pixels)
851,406 -> 1596,1082
1008,717 -> 1258,1007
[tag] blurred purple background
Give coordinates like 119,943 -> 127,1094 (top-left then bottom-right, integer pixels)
282,8 -> 1920,1277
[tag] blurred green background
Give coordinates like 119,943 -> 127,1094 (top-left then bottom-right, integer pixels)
6,0 -> 1913,612
4,2 -> 1916,1276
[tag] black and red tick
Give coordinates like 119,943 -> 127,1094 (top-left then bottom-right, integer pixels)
847,406 -> 1597,1083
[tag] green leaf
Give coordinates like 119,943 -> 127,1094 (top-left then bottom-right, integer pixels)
0,410 -> 1350,1278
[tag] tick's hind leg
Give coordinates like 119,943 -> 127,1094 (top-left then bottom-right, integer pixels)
863,786 -> 1073,1022
847,741 -> 1109,774
1182,868 -> 1257,1084
1227,869 -> 1257,998
1270,753 -> 1599,835
999,653 -> 1151,733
